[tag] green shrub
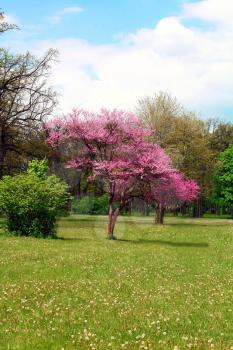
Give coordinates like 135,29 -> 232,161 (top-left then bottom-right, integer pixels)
0,165 -> 70,238
72,195 -> 108,215
27,158 -> 49,179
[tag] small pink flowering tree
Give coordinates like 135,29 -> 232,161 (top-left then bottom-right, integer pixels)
148,172 -> 199,224
46,108 -> 173,238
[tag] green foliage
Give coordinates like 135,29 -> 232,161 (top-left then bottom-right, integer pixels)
0,169 -> 70,238
27,158 -> 49,179
72,195 -> 108,215
212,144 -> 233,209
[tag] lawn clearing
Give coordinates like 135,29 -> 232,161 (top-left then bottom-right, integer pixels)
0,215 -> 233,349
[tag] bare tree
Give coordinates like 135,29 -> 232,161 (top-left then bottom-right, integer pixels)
0,49 -> 58,178
0,11 -> 58,177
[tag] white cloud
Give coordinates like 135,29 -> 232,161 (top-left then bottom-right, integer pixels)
3,1 -> 233,119
183,0 -> 233,26
47,6 -> 83,25
2,13 -> 19,25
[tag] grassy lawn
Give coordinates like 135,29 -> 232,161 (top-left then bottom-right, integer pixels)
0,215 -> 233,350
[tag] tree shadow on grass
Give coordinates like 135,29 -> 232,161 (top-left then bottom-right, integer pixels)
117,238 -> 209,248
115,220 -> 231,227
166,223 -> 230,227
63,217 -> 107,223
56,236 -> 87,241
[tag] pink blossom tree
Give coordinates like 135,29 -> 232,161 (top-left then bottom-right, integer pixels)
148,172 -> 199,224
46,108 -> 174,238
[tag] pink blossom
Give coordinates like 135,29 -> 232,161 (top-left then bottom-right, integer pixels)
46,108 -> 198,236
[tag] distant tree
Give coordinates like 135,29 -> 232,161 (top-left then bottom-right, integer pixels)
0,126 -> 56,176
148,172 -> 199,224
212,145 -> 233,215
0,10 -> 58,176
208,119 -> 233,154
46,109 -> 174,239
171,114 -> 215,216
137,92 -> 215,217
0,49 -> 57,178
137,91 -> 183,164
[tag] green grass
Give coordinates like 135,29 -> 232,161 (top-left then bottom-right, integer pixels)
0,215 -> 233,350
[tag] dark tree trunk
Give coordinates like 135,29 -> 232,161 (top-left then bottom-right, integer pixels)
216,204 -> 221,215
0,141 -> 6,180
129,200 -> 132,215
193,198 -> 204,218
181,203 -> 187,216
76,178 -> 81,200
230,207 -> 233,218
173,206 -> 179,216
125,200 -> 132,215
0,150 -> 4,180
143,201 -> 149,216
0,127 -> 5,179
155,203 -> 165,224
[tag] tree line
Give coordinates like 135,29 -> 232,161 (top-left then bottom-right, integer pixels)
137,93 -> 233,217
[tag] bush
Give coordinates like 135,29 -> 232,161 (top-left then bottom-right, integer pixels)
72,195 -> 108,215
0,166 -> 70,238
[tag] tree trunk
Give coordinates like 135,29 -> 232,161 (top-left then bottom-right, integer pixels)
216,204 -> 221,215
76,177 -> 81,199
173,206 -> 179,216
0,124 -> 11,180
155,203 -> 165,224
230,207 -> 233,218
193,198 -> 204,218
0,147 -> 5,180
111,208 -> 119,235
128,200 -> 132,215
0,127 -> 6,179
181,203 -> 187,216
143,201 -> 149,216
107,202 -> 119,239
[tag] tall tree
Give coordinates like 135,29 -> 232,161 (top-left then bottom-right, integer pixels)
0,49 -> 57,178
137,92 -> 215,217
137,91 -> 183,164
0,10 -> 57,177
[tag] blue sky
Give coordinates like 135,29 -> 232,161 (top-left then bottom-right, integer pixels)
2,0 -> 184,43
1,0 -> 233,122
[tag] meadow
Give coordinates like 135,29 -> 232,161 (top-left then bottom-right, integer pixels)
0,215 -> 233,350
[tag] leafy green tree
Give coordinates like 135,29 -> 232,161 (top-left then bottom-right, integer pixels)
0,160 -> 70,238
137,92 -> 215,217
212,145 -> 233,214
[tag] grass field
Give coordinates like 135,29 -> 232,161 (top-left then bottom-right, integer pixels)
0,215 -> 233,350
